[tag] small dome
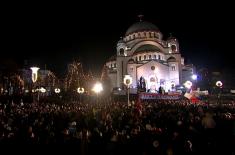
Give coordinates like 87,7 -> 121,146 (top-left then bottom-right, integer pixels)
167,56 -> 176,62
125,21 -> 159,36
128,58 -> 135,63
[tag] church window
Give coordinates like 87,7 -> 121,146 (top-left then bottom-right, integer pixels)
144,55 -> 146,60
139,56 -> 141,61
171,64 -> 176,71
151,32 -> 154,37
158,55 -> 161,60
149,55 -> 151,59
114,63 -> 116,68
119,48 -> 124,56
154,55 -> 157,59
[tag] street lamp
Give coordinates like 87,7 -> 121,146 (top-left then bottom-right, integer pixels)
216,81 -> 223,104
54,88 -> 61,94
191,74 -> 197,80
184,80 -> 192,91
124,75 -> 133,106
92,82 -> 103,104
30,67 -> 40,103
77,87 -> 85,103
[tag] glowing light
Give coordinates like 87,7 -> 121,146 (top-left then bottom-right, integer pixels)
123,75 -> 133,86
54,88 -> 61,93
25,89 -> 29,93
40,87 -> 46,93
191,74 -> 197,80
216,81 -> 223,87
77,87 -> 85,94
92,83 -> 103,94
30,67 -> 40,83
184,81 -> 192,89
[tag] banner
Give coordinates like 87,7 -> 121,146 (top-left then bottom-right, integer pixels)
139,93 -> 181,100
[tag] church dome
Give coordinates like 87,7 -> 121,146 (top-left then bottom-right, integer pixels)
125,21 -> 159,36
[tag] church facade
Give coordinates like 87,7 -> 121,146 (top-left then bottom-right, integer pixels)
105,19 -> 193,93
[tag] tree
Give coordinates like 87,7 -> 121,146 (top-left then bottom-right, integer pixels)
101,65 -> 112,94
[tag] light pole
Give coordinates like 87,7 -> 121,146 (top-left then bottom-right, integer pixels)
92,82 -> 103,104
191,74 -> 197,90
184,80 -> 192,93
77,87 -> 85,103
30,67 -> 40,103
216,81 -> 223,104
124,75 -> 133,106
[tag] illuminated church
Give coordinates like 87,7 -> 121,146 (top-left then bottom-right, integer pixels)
105,17 -> 193,93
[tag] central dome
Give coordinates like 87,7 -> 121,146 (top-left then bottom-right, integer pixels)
125,21 -> 159,36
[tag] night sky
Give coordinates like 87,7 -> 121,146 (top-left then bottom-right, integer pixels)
1,1 -> 234,77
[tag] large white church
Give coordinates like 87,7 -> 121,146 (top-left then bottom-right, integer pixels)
105,18 -> 194,93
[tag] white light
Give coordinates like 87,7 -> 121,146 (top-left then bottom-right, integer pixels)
118,88 -> 121,91
124,75 -> 133,86
92,83 -> 103,94
77,87 -> 85,94
191,74 -> 197,80
216,81 -> 223,87
40,87 -> 46,93
25,89 -> 29,93
54,88 -> 61,93
184,81 -> 192,89
30,67 -> 40,83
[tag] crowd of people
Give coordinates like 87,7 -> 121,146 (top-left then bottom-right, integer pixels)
0,96 -> 235,154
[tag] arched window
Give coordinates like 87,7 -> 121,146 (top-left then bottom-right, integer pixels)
139,56 -> 141,61
154,55 -> 157,59
171,64 -> 176,71
149,55 -> 151,59
158,55 -> 161,60
144,55 -> 146,60
119,48 -> 124,56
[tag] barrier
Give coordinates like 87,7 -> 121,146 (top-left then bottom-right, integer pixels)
139,93 -> 181,100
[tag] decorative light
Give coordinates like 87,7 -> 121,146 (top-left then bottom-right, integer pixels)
54,88 -> 61,93
40,87 -> 46,93
30,67 -> 40,83
77,87 -> 85,94
184,81 -> 192,89
191,74 -> 197,80
25,89 -> 29,93
124,75 -> 133,87
92,82 -> 103,94
216,81 -> 223,87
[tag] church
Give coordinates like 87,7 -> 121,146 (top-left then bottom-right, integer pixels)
105,17 -> 194,93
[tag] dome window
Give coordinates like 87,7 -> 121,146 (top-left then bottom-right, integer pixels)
119,48 -> 124,56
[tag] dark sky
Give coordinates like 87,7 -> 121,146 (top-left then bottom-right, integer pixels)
1,1 -> 234,77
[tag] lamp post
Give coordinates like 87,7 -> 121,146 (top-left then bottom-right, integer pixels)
30,67 -> 40,103
216,81 -> 223,104
77,87 -> 85,103
124,75 -> 133,106
92,82 -> 103,104
184,80 -> 192,93
191,74 -> 197,90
